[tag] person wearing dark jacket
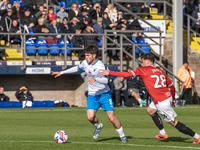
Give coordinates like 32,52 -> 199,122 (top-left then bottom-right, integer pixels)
82,25 -> 97,48
9,19 -> 21,41
20,8 -> 37,33
15,86 -> 33,108
90,5 -> 102,22
68,17 -> 81,33
48,19 -> 63,40
79,9 -> 93,25
80,17 -> 91,31
0,86 -> 10,102
102,12 -> 112,27
12,1 -> 24,20
93,17 -> 106,40
68,3 -> 81,21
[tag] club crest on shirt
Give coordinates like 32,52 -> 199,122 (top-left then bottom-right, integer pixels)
88,71 -> 92,74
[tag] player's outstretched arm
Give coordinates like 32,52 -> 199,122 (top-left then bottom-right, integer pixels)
51,71 -> 61,78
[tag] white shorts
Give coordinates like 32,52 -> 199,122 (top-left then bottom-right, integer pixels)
149,97 -> 177,122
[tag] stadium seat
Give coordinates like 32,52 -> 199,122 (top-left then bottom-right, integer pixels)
59,40 -> 71,54
26,44 -> 36,54
49,43 -> 60,54
61,45 -> 71,54
132,40 -> 139,54
43,100 -> 55,107
36,40 -> 48,54
96,40 -> 102,46
32,101 -> 45,108
0,101 -> 10,108
26,39 -> 34,44
59,39 -> 70,46
138,40 -> 150,54
10,101 -> 22,108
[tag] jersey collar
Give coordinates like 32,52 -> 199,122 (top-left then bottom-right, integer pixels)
92,59 -> 99,66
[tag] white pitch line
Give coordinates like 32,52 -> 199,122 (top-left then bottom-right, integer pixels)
0,140 -> 199,149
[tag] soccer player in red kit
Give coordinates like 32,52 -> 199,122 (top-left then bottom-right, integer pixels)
100,53 -> 200,144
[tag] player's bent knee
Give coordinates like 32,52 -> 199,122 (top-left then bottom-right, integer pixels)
87,115 -> 95,122
147,107 -> 156,115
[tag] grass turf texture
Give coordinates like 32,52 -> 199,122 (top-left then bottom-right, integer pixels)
0,106 -> 200,150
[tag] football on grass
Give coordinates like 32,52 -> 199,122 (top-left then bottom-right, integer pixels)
54,130 -> 68,143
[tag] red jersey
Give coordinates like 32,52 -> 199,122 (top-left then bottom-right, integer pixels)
109,65 -> 175,104
48,13 -> 56,21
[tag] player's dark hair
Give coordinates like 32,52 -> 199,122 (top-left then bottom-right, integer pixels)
142,53 -> 155,63
0,86 -> 4,88
84,44 -> 99,58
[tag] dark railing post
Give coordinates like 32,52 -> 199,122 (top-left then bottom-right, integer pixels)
132,44 -> 135,70
120,35 -> 123,71
159,32 -> 162,62
164,1 -> 166,20
187,15 -> 190,53
63,35 -> 67,70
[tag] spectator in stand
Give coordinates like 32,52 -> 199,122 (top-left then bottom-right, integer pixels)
20,8 -> 37,33
23,0 -> 38,14
12,1 -> 23,21
116,16 -> 130,30
48,19 -> 62,40
187,0 -> 197,15
55,16 -> 61,25
82,25 -> 97,48
72,29 -> 84,60
34,5 -> 45,20
104,4 -> 117,23
0,0 -> 9,10
102,12 -> 112,27
113,77 -> 128,107
79,2 -> 88,12
35,17 -> 52,39
44,0 -> 59,15
192,4 -> 200,30
15,86 -> 33,108
68,3 -> 81,21
59,17 -> 71,34
0,44 -> 6,60
57,6 -> 68,23
69,17 -> 81,33
116,10 -> 124,21
80,9 -> 93,25
93,17 -> 106,40
91,3 -> 102,23
129,17 -> 144,41
40,11 -> 50,27
80,17 -> 90,31
47,7 -> 56,21
9,19 -> 21,42
0,86 -> 9,102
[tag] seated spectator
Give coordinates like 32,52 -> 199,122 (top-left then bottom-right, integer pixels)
57,6 -> 68,23
116,10 -> 124,21
34,5 -> 45,20
59,17 -> 71,33
82,25 -> 97,48
23,0 -> 38,14
129,18 -> 143,41
116,16 -> 130,30
192,4 -> 200,31
0,44 -> 6,60
68,3 -> 81,21
91,3 -> 102,23
20,8 -> 37,33
15,86 -> 33,108
80,9 -> 93,25
47,7 -> 56,21
40,11 -> 50,27
79,2 -> 88,12
9,19 -> 21,42
68,17 -> 81,33
104,4 -> 117,23
48,19 -> 62,40
188,0 -> 197,15
113,77 -> 128,106
0,86 -> 9,102
93,17 -> 106,40
12,1 -> 23,20
80,17 -> 91,31
35,18 -> 52,39
0,0 -> 9,10
55,16 -> 61,25
72,29 -> 84,60
102,12 -> 112,27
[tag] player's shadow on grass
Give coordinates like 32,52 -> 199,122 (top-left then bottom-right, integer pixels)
96,136 -> 132,142
161,137 -> 190,143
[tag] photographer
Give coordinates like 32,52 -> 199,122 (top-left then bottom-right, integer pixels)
15,86 -> 33,108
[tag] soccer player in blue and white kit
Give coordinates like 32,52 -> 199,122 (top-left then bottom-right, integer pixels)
51,44 -> 128,143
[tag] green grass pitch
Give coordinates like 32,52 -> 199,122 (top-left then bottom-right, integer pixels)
0,105 -> 200,150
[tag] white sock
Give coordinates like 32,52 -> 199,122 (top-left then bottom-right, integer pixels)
160,128 -> 166,135
93,122 -> 101,129
193,133 -> 200,139
138,99 -> 142,104
116,126 -> 125,138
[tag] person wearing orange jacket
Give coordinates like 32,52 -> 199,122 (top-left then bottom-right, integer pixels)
177,61 -> 195,106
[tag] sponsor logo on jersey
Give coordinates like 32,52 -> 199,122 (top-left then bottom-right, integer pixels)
88,71 -> 92,74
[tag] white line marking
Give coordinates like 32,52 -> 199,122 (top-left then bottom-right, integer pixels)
0,140 -> 199,149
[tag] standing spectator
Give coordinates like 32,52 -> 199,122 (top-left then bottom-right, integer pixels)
113,77 -> 128,106
187,0 -> 197,15
57,6 -> 68,23
93,17 -> 106,40
0,86 -> 9,102
15,86 -> 33,108
68,3 -> 81,21
177,61 -> 195,106
20,8 -> 37,33
72,29 -> 84,60
104,4 -> 117,23
0,0 -> 9,10
47,7 -> 56,21
80,17 -> 91,31
82,25 -> 97,48
35,17 -> 51,39
48,19 -> 62,40
91,3 -> 102,23
69,17 -> 81,33
102,12 -> 112,27
12,1 -> 23,20
9,19 -> 21,42
79,9 -> 93,25
192,4 -> 200,31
